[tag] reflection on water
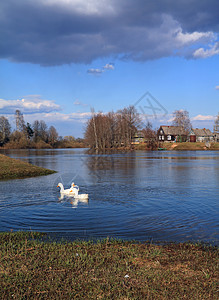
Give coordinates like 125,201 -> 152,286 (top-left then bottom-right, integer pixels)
58,193 -> 89,209
0,149 -> 218,245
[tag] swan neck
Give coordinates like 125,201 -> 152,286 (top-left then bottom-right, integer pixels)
59,183 -> 64,192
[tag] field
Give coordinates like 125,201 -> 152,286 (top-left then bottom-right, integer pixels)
0,232 -> 218,299
0,154 -> 56,180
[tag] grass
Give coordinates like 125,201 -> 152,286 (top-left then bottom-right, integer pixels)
0,232 -> 218,299
160,142 -> 219,151
134,142 -> 219,151
0,154 -> 56,180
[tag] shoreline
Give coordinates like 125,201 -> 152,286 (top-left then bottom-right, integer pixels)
1,141 -> 219,152
0,154 -> 56,180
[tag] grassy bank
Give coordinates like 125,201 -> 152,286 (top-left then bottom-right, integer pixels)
163,142 -> 219,151
134,142 -> 219,151
0,154 -> 56,180
0,232 -> 218,299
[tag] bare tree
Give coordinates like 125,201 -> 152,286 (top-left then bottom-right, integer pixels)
48,125 -> 58,146
172,110 -> 192,134
84,105 -> 142,150
0,116 -> 11,145
214,112 -> 219,132
214,112 -> 219,141
33,120 -> 48,142
14,110 -> 25,132
117,106 -> 142,146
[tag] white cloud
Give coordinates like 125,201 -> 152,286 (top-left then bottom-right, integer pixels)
73,99 -> 88,107
74,99 -> 81,105
87,68 -> 104,75
87,63 -> 115,75
193,42 -> 219,58
103,63 -> 115,70
0,95 -> 61,114
176,29 -> 215,46
29,111 -> 92,124
191,114 -> 216,121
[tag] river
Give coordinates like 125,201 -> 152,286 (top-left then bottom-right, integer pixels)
0,149 -> 218,244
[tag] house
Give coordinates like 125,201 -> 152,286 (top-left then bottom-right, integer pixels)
157,126 -> 187,142
189,128 -> 214,142
131,131 -> 145,144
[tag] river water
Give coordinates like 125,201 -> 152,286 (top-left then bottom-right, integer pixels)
0,149 -> 218,244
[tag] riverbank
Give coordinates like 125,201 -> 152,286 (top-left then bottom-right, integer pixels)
0,154 -> 56,180
0,232 -> 218,299
134,142 -> 219,151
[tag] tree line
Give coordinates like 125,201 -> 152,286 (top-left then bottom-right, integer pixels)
84,107 -> 219,150
0,110 -> 85,148
84,105 -> 158,151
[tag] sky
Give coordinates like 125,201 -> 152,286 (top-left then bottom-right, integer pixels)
0,0 -> 219,137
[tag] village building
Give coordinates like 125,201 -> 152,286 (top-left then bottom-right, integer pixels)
157,126 -> 187,142
189,128 -> 214,142
131,131 -> 145,144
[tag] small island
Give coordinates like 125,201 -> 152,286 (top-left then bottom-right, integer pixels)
0,154 -> 56,180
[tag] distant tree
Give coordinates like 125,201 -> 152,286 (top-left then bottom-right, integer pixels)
14,110 -> 25,132
142,121 -> 157,150
33,120 -> 40,142
172,110 -> 192,134
39,120 -> 48,142
48,126 -> 58,146
0,116 -> 11,145
214,112 -> 219,141
25,122 -> 34,140
64,136 -> 75,142
117,105 -> 142,146
142,121 -> 156,140
33,120 -> 48,142
214,112 -> 219,133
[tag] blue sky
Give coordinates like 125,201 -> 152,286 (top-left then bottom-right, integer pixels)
0,0 -> 219,137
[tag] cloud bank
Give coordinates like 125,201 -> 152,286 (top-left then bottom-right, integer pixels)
0,96 -> 61,114
0,0 -> 219,66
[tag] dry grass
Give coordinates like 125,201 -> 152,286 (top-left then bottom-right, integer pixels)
0,232 -> 218,299
0,154 -> 56,180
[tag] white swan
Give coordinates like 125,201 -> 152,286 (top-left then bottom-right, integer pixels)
74,193 -> 89,200
57,183 -> 79,196
70,182 -> 88,199
57,183 -> 88,200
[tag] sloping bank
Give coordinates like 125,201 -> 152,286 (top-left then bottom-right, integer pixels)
0,154 -> 56,180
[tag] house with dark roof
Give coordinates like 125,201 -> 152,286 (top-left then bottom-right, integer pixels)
157,126 -> 187,142
189,128 -> 214,142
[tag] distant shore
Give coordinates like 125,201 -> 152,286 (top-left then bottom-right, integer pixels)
1,141 -> 219,153
0,154 -> 56,180
134,142 -> 219,151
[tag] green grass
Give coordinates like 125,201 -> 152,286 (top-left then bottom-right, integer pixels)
0,154 -> 56,180
0,232 -> 218,299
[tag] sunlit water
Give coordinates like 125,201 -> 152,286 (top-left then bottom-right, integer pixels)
0,149 -> 218,245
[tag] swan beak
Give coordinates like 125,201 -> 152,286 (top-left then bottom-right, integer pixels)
57,185 -> 59,187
